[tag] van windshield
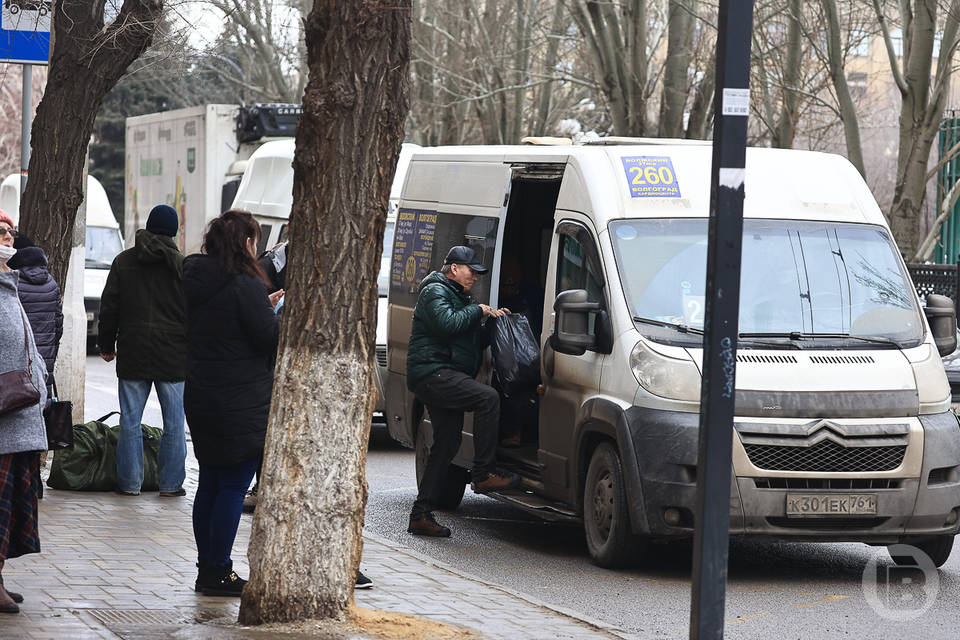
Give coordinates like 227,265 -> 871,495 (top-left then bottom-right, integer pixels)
86,226 -> 123,269
377,219 -> 395,297
609,219 -> 923,348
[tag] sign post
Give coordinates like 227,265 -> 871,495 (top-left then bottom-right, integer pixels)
1,2 -> 52,197
689,1 -> 754,639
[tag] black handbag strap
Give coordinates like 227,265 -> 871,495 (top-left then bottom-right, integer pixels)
97,411 -> 121,423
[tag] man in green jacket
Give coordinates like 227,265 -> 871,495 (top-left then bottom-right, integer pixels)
98,204 -> 187,497
406,245 -> 519,537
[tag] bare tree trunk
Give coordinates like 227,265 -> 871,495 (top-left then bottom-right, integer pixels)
18,0 -> 163,288
569,1 -> 629,134
820,0 -> 866,176
659,0 -> 696,137
238,0 -> 410,624
534,0 -> 567,135
687,49 -> 714,139
875,0 -> 960,254
773,0 -> 801,149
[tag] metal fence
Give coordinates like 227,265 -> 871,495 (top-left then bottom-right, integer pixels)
907,262 -> 960,315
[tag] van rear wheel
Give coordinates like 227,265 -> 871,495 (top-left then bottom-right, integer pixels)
890,535 -> 956,568
583,442 -> 645,568
415,424 -> 467,510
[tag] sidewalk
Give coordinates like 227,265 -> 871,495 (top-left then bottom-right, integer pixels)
2,456 -> 622,639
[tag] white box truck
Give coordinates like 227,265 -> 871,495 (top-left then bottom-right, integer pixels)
124,104 -> 300,255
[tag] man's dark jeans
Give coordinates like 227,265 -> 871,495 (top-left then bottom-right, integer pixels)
411,368 -> 499,518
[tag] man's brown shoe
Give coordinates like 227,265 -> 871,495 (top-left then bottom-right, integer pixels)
471,472 -> 521,494
408,512 -> 451,537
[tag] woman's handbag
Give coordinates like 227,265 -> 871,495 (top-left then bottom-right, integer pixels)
43,379 -> 73,450
0,309 -> 41,416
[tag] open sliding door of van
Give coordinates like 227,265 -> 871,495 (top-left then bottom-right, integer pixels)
383,158 -> 513,448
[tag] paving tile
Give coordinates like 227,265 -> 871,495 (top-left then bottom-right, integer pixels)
4,438 -> 620,640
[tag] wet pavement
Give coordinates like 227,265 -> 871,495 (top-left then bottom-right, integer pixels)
1,431 -> 622,639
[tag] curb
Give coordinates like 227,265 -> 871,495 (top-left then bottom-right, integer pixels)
362,530 -> 630,639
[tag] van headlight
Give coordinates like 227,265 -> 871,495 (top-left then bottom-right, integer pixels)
630,340 -> 701,402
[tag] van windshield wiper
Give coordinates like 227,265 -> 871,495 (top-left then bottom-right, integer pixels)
738,331 -> 900,347
633,317 -> 803,349
632,316 -> 704,335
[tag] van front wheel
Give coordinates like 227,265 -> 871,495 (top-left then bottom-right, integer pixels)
584,442 -> 644,568
415,424 -> 467,510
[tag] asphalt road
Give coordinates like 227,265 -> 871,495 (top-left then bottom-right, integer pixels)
84,356 -> 960,640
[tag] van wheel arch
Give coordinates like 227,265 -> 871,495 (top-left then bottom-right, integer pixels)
577,428 -> 617,513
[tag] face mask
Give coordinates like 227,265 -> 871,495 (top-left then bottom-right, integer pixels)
0,245 -> 16,265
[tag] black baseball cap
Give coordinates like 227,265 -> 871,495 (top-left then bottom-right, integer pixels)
443,245 -> 488,274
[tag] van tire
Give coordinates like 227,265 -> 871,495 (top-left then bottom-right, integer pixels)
890,535 -> 956,568
584,442 -> 644,568
415,424 -> 467,510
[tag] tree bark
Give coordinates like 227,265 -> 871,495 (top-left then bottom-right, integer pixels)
18,0 -> 163,288
773,0 -> 801,149
659,0 -> 696,137
877,0 -> 960,254
238,0 -> 410,624
534,0 -> 566,136
820,0 -> 866,177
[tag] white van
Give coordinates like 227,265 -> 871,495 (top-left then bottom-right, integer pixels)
231,140 -> 420,415
1,173 -> 123,350
383,140 -> 960,568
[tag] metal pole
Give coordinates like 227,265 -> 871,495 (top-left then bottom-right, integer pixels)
20,64 -> 32,201
689,1 -> 754,639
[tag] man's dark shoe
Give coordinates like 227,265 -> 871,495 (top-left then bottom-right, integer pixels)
197,561 -> 246,597
115,489 -> 140,497
407,512 -> 451,537
471,471 -> 521,494
355,571 -> 373,589
159,489 -> 186,497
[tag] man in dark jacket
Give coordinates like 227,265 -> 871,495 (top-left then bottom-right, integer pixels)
98,204 -> 187,497
406,245 -> 519,537
9,236 -> 63,389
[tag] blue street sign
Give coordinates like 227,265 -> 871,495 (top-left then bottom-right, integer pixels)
0,1 -> 51,65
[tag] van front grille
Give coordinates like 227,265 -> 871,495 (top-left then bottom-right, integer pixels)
753,477 -> 901,490
744,440 -> 906,472
375,346 -> 387,368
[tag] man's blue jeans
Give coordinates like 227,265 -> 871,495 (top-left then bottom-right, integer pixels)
117,379 -> 186,493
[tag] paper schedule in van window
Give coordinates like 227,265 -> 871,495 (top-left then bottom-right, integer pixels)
391,208 -> 437,294
621,156 -> 681,198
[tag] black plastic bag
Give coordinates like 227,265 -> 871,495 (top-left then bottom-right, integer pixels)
490,314 -> 540,396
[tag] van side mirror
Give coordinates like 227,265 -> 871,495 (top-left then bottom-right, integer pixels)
552,289 -> 600,355
924,294 -> 957,357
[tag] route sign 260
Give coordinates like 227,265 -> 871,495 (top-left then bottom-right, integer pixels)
621,156 -> 681,199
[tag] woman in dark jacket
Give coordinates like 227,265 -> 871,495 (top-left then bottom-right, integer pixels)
183,210 -> 281,596
8,237 -> 63,389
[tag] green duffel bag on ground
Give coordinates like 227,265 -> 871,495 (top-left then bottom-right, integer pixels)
47,411 -> 164,491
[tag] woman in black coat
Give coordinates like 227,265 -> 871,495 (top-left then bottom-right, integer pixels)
183,210 -> 282,596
